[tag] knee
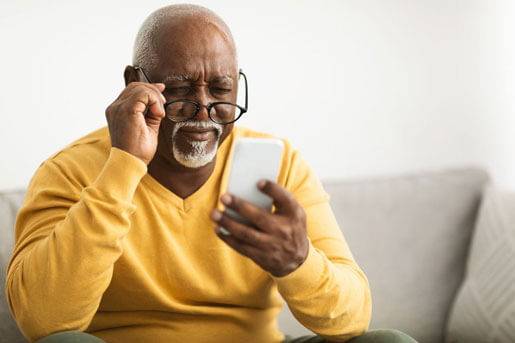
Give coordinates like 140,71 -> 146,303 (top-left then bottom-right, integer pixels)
35,331 -> 105,343
349,329 -> 417,343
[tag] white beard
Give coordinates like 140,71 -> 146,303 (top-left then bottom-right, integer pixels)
171,121 -> 223,168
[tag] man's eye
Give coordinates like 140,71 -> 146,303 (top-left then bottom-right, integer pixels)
211,87 -> 232,94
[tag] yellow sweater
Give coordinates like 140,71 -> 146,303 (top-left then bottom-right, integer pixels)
6,126 -> 371,343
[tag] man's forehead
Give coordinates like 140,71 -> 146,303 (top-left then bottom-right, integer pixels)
152,31 -> 237,82
155,20 -> 234,53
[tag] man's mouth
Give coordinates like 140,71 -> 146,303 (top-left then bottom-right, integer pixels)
178,128 -> 216,141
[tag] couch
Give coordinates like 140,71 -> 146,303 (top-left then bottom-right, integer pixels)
0,168 -> 492,342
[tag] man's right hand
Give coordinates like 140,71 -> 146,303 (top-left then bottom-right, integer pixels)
105,82 -> 167,165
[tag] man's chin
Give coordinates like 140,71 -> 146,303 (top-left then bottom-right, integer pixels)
173,152 -> 217,169
171,141 -> 218,169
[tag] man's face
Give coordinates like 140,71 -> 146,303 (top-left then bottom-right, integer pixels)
146,19 -> 238,169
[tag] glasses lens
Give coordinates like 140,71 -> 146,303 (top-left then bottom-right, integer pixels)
166,101 -> 198,122
210,103 -> 241,124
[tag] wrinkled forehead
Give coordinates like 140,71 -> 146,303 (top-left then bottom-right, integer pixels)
152,19 -> 237,78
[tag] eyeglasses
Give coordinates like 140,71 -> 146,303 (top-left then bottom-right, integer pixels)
134,66 -> 248,125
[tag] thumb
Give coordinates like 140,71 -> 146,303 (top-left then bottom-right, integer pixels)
145,96 -> 165,132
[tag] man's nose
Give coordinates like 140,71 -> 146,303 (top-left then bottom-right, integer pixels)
194,88 -> 211,121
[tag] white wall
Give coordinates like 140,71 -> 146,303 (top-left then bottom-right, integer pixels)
1,0 -> 514,190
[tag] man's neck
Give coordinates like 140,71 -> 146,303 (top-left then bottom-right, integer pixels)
147,154 -> 216,199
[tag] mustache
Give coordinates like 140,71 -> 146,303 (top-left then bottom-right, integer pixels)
172,120 -> 223,138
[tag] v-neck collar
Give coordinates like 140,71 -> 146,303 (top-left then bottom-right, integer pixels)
141,130 -> 237,212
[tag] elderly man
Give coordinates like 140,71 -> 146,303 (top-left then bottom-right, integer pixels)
6,4 -> 416,343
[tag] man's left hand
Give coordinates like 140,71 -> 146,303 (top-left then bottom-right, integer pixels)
210,180 -> 309,277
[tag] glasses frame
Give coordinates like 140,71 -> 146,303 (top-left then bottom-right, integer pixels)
134,66 -> 248,125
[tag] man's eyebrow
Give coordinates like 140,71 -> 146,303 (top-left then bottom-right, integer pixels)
162,74 -> 194,83
161,74 -> 235,84
210,75 -> 234,83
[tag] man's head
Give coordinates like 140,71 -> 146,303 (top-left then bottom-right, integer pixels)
125,4 -> 239,169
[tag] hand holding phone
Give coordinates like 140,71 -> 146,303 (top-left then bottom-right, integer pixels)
211,137 -> 310,276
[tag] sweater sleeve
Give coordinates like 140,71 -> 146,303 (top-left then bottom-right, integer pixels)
5,147 -> 147,342
273,152 -> 372,342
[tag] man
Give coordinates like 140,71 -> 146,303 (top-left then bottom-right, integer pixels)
6,4 -> 416,343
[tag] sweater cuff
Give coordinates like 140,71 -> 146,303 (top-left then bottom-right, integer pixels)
93,147 -> 148,201
272,242 -> 326,297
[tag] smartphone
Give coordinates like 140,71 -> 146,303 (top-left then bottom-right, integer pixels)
224,137 -> 284,225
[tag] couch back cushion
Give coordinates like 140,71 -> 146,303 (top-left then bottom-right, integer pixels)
0,190 -> 26,342
327,168 -> 488,342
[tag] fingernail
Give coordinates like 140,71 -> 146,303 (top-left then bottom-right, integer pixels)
257,180 -> 266,189
221,194 -> 232,205
211,209 -> 222,221
218,227 -> 231,236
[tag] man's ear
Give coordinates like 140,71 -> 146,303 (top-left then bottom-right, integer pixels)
124,65 -> 140,86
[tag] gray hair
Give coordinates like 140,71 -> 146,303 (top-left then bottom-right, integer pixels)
132,4 -> 236,71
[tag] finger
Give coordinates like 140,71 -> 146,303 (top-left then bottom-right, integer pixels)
145,93 -> 166,121
123,87 -> 165,120
117,82 -> 149,100
153,83 -> 166,93
141,83 -> 166,103
210,209 -> 270,247
220,193 -> 272,232
120,82 -> 166,104
214,226 -> 266,263
131,83 -> 166,107
257,180 -> 297,214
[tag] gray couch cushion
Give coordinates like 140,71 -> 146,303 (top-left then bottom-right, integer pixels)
446,188 -> 515,343
329,168 -> 488,342
0,190 -> 26,342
